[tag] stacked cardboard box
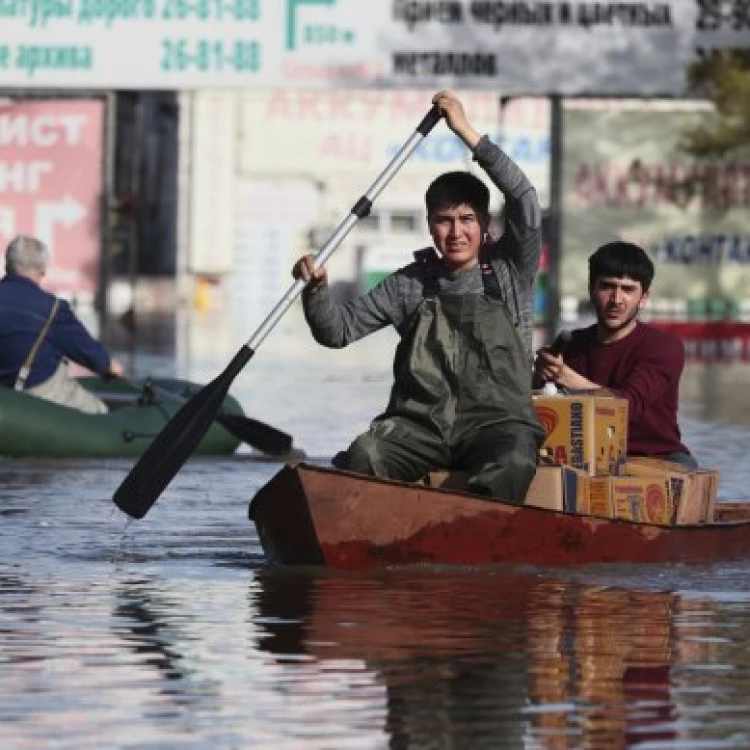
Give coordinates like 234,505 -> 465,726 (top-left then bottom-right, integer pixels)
533,394 -> 628,476
427,390 -> 718,523
623,457 -> 718,524
523,465 -> 672,522
429,464 -> 719,524
531,394 -> 718,524
524,464 -> 586,512
429,463 -> 601,515
584,473 -> 674,524
523,460 -> 718,524
428,464 -> 595,514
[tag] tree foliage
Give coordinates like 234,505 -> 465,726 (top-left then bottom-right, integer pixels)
681,50 -> 750,157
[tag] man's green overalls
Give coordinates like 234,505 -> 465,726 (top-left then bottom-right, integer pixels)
334,250 -> 545,503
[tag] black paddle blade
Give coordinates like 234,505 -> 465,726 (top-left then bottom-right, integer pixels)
113,346 -> 254,519
216,413 -> 292,456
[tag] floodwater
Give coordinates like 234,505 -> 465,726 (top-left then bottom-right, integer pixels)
4,307 -> 750,749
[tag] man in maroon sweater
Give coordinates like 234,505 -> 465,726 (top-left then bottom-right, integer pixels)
534,241 -> 696,467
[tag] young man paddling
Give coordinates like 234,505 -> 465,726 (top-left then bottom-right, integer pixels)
293,90 -> 544,503
534,241 -> 696,467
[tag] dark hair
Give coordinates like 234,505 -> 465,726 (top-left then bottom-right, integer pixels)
588,241 -> 655,292
425,171 -> 490,224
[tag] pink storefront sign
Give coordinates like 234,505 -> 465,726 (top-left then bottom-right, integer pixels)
0,98 -> 105,298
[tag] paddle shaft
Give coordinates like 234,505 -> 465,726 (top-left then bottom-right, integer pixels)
246,106 -> 442,352
113,105 -> 442,519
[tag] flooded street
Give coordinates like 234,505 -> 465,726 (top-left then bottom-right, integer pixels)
4,307 -> 750,748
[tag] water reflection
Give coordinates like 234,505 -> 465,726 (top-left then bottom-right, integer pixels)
0,573 -> 44,672
681,363 -> 750,426
249,567 -> 731,748
111,577 -> 221,711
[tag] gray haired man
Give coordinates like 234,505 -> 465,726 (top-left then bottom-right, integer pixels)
0,235 -> 123,413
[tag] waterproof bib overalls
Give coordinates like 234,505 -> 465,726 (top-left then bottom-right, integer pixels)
334,250 -> 545,503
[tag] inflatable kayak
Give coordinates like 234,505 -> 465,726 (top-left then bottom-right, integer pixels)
0,377 -> 242,458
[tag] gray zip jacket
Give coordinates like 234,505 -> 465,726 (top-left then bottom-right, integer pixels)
302,135 -> 542,360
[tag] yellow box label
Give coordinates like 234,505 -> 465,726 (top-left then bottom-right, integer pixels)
534,396 -> 628,476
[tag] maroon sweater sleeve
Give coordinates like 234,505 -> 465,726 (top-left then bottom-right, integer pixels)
563,324 -> 689,457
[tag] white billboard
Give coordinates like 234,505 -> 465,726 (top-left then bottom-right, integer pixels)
238,89 -> 551,208
0,0 -> 746,93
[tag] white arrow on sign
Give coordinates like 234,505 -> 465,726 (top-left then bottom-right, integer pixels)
34,195 -> 88,262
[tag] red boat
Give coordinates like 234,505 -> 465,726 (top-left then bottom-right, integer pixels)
248,462 -> 750,570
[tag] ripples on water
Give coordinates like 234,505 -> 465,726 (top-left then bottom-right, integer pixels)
4,337 -> 750,747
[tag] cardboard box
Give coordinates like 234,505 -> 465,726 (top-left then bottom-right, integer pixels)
524,464 -> 593,513
685,471 -> 718,524
624,457 -> 719,524
610,475 -> 674,524
534,394 -> 628,476
427,455 -> 718,526
576,476 -> 614,519
429,464 -> 589,513
524,465 -> 564,510
567,471 -> 673,524
566,475 -> 671,524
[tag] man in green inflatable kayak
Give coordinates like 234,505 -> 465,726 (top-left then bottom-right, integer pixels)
0,235 -> 124,414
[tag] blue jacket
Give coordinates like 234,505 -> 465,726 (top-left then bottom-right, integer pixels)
0,273 -> 111,389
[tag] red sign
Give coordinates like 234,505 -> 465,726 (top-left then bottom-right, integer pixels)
652,321 -> 750,363
0,98 -> 105,298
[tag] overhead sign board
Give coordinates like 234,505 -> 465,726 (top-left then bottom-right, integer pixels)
0,0 -> 746,93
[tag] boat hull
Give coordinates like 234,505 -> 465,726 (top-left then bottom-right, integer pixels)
249,463 -> 750,569
0,377 -> 242,458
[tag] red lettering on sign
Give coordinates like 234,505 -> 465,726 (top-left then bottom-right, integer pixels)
319,134 -> 373,163
574,161 -> 750,211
